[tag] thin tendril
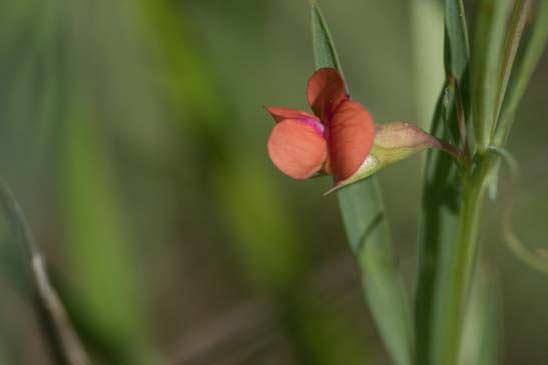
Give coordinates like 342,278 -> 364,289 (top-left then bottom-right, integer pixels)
487,146 -> 548,274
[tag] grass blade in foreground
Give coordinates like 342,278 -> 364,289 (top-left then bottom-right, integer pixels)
459,266 -> 501,365
470,0 -> 513,151
0,180 -> 89,365
492,0 -> 533,133
415,1 -> 469,363
495,0 -> 548,145
310,2 -> 413,364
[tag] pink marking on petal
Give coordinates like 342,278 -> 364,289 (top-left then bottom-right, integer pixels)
264,106 -> 325,135
267,119 -> 328,180
306,68 -> 348,120
327,100 -> 375,182
299,117 -> 325,136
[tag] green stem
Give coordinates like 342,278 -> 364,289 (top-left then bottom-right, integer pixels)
434,156 -> 493,365
0,180 -> 90,365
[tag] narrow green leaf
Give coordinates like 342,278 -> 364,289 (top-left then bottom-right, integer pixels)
415,1 -> 470,363
415,85 -> 461,365
310,2 -> 413,364
0,180 -> 90,365
492,0 -> 533,134
432,164 -> 489,365
443,0 -> 470,78
494,0 -> 548,145
459,266 -> 501,365
310,0 -> 343,75
485,0 -> 533,200
338,180 -> 414,365
470,0 -> 513,150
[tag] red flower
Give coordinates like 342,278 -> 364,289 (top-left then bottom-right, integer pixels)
265,68 -> 375,182
265,68 -> 459,192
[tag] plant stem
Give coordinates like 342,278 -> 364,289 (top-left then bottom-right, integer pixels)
434,156 -> 493,365
0,180 -> 90,365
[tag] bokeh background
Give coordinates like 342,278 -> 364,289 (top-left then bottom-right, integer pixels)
0,0 -> 547,364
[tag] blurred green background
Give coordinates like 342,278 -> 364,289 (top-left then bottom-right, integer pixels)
0,0 -> 547,364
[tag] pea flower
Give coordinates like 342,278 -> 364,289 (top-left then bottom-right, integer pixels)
265,68 -> 458,193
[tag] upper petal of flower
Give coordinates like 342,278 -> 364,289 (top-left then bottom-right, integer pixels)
267,118 -> 328,180
264,106 -> 319,123
306,68 -> 348,120
327,100 -> 375,182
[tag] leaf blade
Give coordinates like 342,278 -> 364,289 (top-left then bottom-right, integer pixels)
492,0 -> 534,133
0,180 -> 90,365
470,0 -> 513,150
495,0 -> 548,145
415,1 -> 470,363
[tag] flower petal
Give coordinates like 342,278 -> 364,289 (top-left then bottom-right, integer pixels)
306,68 -> 348,120
264,106 -> 318,123
327,100 -> 375,181
267,119 -> 327,180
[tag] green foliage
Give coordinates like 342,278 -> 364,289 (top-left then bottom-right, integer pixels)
443,0 -> 470,78
310,1 -> 344,80
496,0 -> 548,145
471,0 -> 513,150
415,1 -> 470,363
460,267 -> 501,365
0,180 -> 90,365
417,1 -> 547,364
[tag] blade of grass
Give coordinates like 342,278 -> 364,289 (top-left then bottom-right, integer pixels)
494,0 -> 548,146
415,86 -> 461,365
310,2 -> 413,364
337,180 -> 413,365
0,179 -> 90,365
310,0 -> 344,80
443,0 -> 469,78
479,0 -> 531,198
431,158 -> 493,365
459,266 -> 501,365
492,0 -> 534,136
415,1 -> 469,363
470,0 -> 513,151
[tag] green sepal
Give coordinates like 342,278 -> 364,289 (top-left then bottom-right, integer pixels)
326,122 -> 456,194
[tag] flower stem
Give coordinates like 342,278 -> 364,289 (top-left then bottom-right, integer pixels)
433,155 -> 493,365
